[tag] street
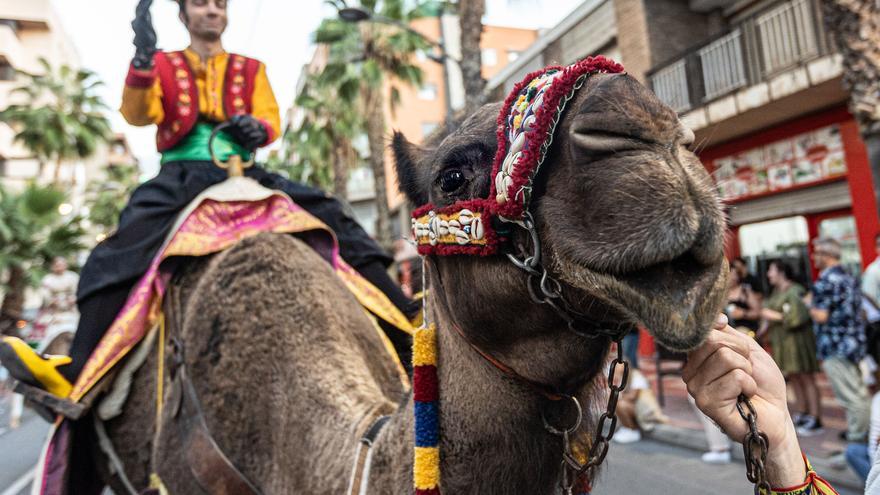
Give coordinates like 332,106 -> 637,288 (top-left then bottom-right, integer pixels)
0,410 -> 49,495
597,438 -> 861,495
0,416 -> 864,494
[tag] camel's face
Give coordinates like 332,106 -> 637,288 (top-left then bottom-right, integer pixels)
394,72 -> 727,351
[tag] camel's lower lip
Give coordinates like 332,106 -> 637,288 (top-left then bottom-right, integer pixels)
553,254 -> 728,351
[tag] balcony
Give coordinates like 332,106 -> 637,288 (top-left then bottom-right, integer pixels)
648,0 -> 828,114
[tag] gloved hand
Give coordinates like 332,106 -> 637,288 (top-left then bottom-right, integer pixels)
131,0 -> 157,70
226,115 -> 269,151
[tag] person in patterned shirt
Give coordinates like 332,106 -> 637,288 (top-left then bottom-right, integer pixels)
809,237 -> 870,442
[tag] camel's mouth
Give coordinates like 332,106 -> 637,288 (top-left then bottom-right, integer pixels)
553,247 -> 728,351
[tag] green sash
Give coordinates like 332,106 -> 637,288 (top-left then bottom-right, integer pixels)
160,122 -> 252,164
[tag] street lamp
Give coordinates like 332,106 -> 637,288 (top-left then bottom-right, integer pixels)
337,5 -> 457,130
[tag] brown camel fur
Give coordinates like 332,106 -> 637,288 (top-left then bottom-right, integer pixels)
87,72 -> 726,494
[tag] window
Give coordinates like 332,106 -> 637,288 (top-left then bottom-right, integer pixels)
0,60 -> 15,81
417,83 -> 437,100
507,50 -> 520,62
421,122 -> 438,138
482,48 -> 498,66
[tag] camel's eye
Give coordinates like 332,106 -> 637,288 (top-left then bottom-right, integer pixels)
439,169 -> 466,193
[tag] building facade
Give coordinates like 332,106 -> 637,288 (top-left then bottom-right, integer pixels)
0,0 -> 114,214
646,0 -> 878,288
289,17 -> 537,241
487,0 -> 878,289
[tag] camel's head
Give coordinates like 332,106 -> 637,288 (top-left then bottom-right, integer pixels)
394,60 -> 727,362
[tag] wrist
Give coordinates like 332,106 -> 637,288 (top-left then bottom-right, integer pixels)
764,418 -> 806,488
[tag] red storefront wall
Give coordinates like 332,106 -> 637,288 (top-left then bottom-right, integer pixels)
638,105 -> 880,358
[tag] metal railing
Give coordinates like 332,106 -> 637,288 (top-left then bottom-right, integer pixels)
650,60 -> 691,113
698,29 -> 748,100
755,0 -> 819,75
648,0 -> 826,113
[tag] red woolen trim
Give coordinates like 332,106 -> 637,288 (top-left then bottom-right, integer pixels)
413,366 -> 439,402
125,63 -> 157,88
491,56 -> 624,220
412,199 -> 503,256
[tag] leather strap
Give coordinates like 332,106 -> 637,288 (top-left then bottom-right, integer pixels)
346,415 -> 391,495
173,363 -> 263,495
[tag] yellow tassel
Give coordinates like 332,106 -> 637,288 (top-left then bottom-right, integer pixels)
414,446 -> 441,489
412,326 -> 437,367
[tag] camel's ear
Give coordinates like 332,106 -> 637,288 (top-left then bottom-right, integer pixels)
392,131 -> 430,206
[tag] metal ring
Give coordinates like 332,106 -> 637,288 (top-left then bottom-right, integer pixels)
542,395 -> 583,436
208,122 -> 232,167
208,122 -> 256,170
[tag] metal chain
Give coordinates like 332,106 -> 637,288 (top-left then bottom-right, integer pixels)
506,212 -> 629,341
543,338 -> 629,495
737,394 -> 772,494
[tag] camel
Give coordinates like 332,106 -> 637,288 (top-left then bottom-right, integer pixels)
76,68 -> 727,495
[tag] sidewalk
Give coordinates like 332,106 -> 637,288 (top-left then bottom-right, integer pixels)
637,356 -> 865,492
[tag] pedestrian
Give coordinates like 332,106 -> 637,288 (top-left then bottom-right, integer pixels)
621,326 -> 641,369
809,237 -> 871,442
612,365 -> 666,444
860,233 -> 880,365
687,393 -> 733,463
759,260 -> 822,435
726,264 -> 761,336
732,257 -> 765,300
844,359 -> 880,482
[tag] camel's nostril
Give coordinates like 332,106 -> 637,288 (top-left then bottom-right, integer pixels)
569,130 -> 642,154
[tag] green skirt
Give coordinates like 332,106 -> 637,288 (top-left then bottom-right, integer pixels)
769,323 -> 819,375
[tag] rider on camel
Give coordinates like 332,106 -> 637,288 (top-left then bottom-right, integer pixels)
0,0 -> 417,399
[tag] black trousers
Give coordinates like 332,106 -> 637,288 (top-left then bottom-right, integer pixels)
64,161 -> 413,381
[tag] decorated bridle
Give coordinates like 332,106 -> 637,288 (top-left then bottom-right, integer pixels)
409,56 -> 773,495
411,57 -> 631,495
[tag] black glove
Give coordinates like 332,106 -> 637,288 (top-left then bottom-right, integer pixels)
131,0 -> 157,70
226,115 -> 269,151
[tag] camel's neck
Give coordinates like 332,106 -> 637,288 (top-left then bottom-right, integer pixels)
371,307 -> 575,495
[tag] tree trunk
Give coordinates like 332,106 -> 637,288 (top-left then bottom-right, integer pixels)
53,156 -> 63,184
362,84 -> 393,252
820,0 -> 880,211
458,0 -> 486,117
0,264 -> 27,338
330,135 -> 349,201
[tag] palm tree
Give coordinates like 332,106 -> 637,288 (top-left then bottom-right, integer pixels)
316,0 -> 428,250
287,72 -> 365,200
457,0 -> 486,116
820,0 -> 880,211
87,164 -> 141,237
0,185 -> 85,335
0,58 -> 112,184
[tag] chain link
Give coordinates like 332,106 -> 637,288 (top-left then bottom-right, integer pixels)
737,394 -> 772,494
543,338 -> 629,495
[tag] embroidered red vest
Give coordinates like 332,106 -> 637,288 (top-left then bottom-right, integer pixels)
153,51 -> 262,151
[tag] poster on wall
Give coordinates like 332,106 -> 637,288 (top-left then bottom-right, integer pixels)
711,124 -> 846,201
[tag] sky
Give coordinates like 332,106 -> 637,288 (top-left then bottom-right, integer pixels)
49,0 -> 584,176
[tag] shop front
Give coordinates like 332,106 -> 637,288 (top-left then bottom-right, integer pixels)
638,105 -> 880,358
703,105 -> 879,287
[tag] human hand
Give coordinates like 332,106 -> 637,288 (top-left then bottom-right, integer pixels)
683,314 -> 805,488
131,0 -> 157,70
226,115 -> 268,151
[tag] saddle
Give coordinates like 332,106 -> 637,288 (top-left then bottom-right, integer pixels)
24,175 -> 413,495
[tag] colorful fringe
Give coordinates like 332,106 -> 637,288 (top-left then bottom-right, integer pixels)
413,324 -> 440,495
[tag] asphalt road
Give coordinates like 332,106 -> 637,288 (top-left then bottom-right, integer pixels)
0,407 -> 864,495
0,410 -> 49,495
596,437 -> 862,495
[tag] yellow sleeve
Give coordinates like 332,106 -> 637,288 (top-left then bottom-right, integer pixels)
251,63 -> 281,145
120,70 -> 164,127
